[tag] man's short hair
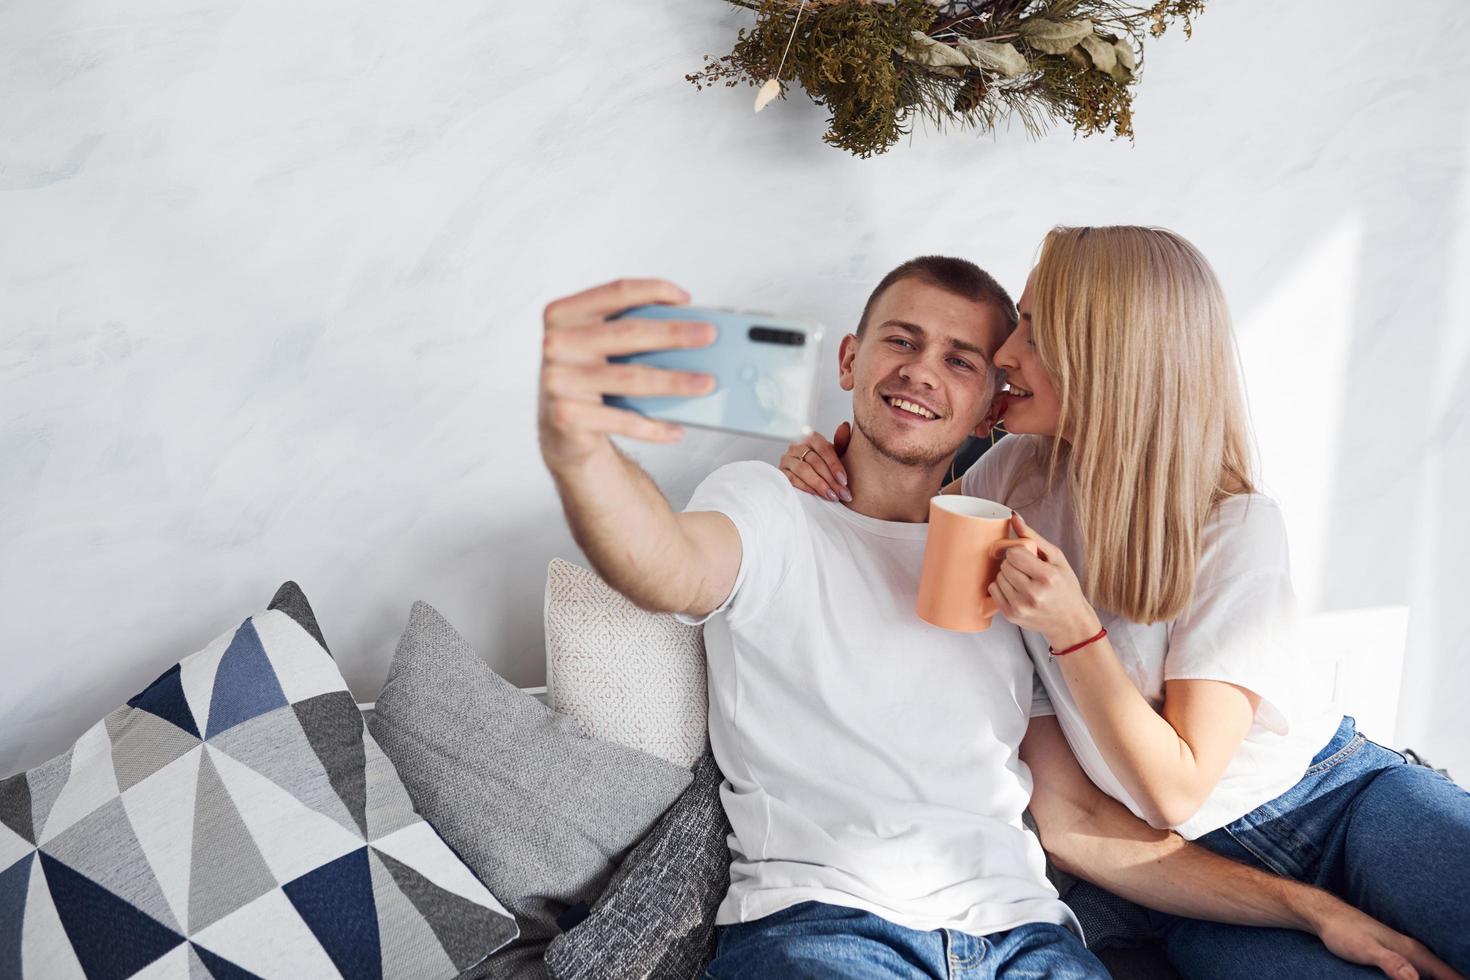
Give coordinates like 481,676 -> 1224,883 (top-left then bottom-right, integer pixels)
856,256 -> 1018,336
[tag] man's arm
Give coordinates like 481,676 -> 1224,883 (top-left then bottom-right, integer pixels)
539,278 -> 742,618
1021,715 -> 1459,980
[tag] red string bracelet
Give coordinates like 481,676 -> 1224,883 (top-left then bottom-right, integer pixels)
1048,626 -> 1108,657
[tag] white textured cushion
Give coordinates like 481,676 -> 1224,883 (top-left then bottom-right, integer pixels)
544,559 -> 709,768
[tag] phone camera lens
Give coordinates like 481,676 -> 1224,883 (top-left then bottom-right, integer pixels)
749,326 -> 805,347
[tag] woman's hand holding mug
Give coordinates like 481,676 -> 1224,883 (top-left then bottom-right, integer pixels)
988,513 -> 1103,650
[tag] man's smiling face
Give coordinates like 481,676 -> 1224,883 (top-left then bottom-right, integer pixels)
839,277 -> 1009,467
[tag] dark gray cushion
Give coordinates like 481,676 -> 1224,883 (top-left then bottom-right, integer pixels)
545,751 -> 731,979
367,601 -> 693,976
1097,945 -> 1182,980
1050,860 -> 1180,978
1060,877 -> 1157,951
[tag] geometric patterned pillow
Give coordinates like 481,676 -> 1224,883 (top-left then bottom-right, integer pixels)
0,585 -> 517,979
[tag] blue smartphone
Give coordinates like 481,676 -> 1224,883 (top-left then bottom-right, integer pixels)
605,305 -> 825,442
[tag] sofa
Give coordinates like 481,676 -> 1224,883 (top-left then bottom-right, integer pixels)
0,560 -> 1418,979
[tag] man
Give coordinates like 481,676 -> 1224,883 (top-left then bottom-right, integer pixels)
537,262 -> 1449,979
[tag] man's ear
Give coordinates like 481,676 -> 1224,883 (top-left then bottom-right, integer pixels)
973,382 -> 1004,439
838,333 -> 859,392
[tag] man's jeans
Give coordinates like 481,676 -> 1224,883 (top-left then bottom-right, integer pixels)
703,900 -> 1106,979
1152,715 -> 1470,977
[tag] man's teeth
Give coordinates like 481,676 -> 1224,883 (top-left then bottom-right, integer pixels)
886,396 -> 937,420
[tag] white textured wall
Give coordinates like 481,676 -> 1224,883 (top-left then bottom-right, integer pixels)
3,0 -> 1467,777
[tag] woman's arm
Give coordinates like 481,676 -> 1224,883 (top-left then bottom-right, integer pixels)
994,514 -> 1257,828
1058,639 -> 1256,827
1022,716 -> 1458,979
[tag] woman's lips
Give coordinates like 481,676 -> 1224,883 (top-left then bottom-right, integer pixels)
996,387 -> 1033,418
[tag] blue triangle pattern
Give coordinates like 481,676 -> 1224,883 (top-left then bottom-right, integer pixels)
127,663 -> 201,739
283,847 -> 382,980
205,619 -> 289,740
0,852 -> 34,980
192,942 -> 265,980
40,852 -> 184,980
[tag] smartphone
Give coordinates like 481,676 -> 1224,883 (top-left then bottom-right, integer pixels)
605,305 -> 824,442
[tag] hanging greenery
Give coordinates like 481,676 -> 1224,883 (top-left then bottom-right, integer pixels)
687,0 -> 1208,158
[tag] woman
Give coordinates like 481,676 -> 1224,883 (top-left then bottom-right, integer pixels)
780,226 -> 1470,976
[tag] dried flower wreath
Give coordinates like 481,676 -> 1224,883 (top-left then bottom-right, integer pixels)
688,0 -> 1207,157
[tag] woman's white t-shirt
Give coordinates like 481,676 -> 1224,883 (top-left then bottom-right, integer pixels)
962,434 -> 1340,840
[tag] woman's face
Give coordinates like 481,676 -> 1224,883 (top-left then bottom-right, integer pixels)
993,274 -> 1065,439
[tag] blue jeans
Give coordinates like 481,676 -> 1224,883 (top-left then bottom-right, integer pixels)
1152,716 -> 1470,977
704,900 -> 1106,979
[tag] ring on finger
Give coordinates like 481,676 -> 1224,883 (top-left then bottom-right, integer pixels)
800,448 -> 815,464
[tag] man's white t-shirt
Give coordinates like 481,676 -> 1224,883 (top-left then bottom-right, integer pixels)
962,434 -> 1340,840
678,460 -> 1078,938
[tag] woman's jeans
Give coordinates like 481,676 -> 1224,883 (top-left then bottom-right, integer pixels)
704,900 -> 1107,979
1151,715 -> 1470,977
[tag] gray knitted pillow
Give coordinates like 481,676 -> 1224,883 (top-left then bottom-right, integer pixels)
367,602 -> 693,977
544,751 -> 730,980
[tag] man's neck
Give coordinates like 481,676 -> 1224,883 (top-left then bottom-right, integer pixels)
841,428 -> 952,524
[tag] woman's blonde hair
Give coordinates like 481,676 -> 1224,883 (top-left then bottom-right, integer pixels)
1016,225 -> 1256,624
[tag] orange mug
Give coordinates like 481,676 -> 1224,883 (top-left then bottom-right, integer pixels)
916,495 -> 1039,632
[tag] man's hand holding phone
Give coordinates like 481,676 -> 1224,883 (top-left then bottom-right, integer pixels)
539,279 -> 717,472
538,279 -> 745,619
